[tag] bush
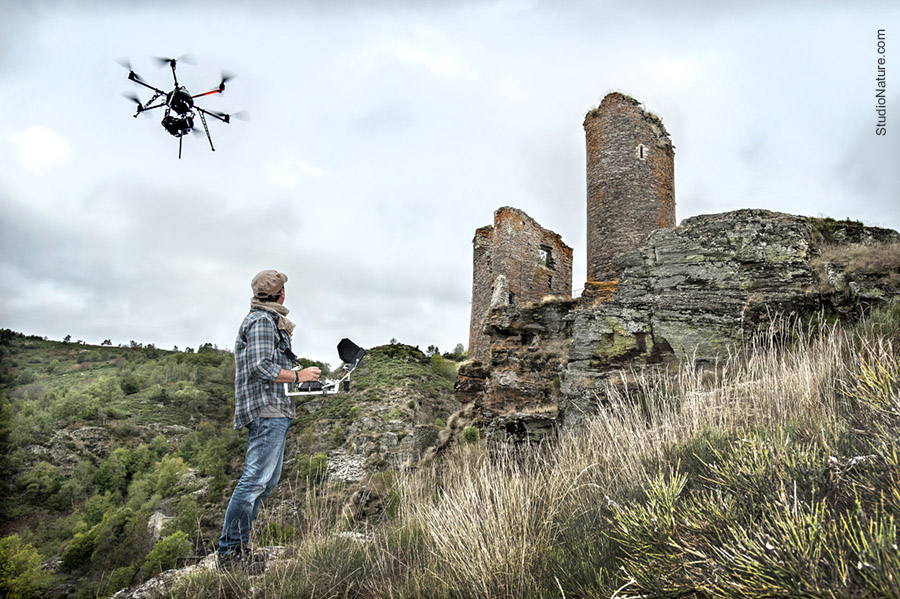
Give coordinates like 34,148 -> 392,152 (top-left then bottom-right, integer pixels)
154,455 -> 188,496
430,354 -> 458,381
21,461 -> 62,505
0,534 -> 51,598
103,565 -> 136,595
260,521 -> 297,545
296,452 -> 328,483
164,497 -> 201,537
330,423 -> 344,446
142,531 -> 191,578
461,426 -> 480,444
60,531 -> 95,572
120,374 -> 140,395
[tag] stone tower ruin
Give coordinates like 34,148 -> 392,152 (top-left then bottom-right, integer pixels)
584,92 -> 675,285
467,207 -> 573,362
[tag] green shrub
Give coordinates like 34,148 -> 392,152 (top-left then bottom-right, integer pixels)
163,497 -> 201,538
103,565 -> 136,595
430,354 -> 458,381
330,423 -> 344,446
260,521 -> 297,545
16,371 -> 35,385
120,374 -> 140,395
60,531 -> 95,572
296,452 -> 328,483
21,461 -> 62,505
154,455 -> 188,496
150,434 -> 169,457
142,531 -> 191,578
82,492 -> 115,527
0,534 -> 51,598
461,426 -> 480,444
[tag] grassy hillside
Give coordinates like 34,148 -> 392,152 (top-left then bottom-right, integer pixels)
159,304 -> 899,599
0,332 -> 460,598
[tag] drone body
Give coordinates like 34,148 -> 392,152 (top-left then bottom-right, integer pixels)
121,56 -> 242,158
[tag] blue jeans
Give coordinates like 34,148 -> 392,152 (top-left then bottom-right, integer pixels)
217,417 -> 292,555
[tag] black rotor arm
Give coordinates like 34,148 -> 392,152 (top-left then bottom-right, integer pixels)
128,71 -> 165,95
196,107 -> 231,124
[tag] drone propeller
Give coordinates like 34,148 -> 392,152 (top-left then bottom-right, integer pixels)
121,91 -> 142,106
218,70 -> 236,91
205,109 -> 250,124
121,92 -> 158,118
152,53 -> 196,68
116,58 -> 151,85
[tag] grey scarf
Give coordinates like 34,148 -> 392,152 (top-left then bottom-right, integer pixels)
250,298 -> 295,337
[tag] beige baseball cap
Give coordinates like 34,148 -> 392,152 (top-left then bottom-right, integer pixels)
251,270 -> 288,299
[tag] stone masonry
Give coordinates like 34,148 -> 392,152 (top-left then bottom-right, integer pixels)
449,92 -> 900,448
585,92 -> 675,285
467,207 -> 573,363
457,210 -> 900,444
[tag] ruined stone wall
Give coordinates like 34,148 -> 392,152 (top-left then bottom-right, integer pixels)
459,209 -> 900,444
468,226 -> 495,363
585,92 -> 675,283
467,207 -> 573,362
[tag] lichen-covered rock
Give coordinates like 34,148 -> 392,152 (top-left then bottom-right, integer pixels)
462,209 -> 900,441
453,297 -> 578,443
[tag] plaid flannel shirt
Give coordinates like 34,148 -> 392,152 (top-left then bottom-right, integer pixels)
232,308 -> 296,429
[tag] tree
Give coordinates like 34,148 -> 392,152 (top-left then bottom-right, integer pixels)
102,339 -> 112,346
0,534 -> 51,598
442,343 -> 467,362
60,531 -> 95,572
63,334 -> 71,343
120,374 -> 140,395
142,531 -> 191,578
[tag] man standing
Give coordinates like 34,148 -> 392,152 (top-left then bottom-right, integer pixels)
217,269 -> 320,569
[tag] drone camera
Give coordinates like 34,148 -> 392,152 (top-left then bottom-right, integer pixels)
121,55 -> 241,158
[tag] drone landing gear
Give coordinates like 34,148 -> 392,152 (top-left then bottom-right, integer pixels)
197,109 -> 215,153
121,56 -> 242,159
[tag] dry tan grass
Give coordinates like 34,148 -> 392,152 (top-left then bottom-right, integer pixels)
389,320 -> 882,597
177,312 -> 898,598
812,242 -> 900,290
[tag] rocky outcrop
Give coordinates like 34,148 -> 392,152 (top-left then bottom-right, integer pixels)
459,209 -> 900,442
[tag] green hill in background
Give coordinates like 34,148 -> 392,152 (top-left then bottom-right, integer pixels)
0,331 -> 461,598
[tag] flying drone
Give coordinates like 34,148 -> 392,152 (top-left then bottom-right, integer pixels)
119,55 -> 245,158
284,339 -> 367,397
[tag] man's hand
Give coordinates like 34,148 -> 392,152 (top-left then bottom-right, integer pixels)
297,366 -> 321,382
275,366 -> 321,384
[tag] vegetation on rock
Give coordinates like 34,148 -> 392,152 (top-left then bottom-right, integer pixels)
0,332 -> 460,597
160,303 -> 898,599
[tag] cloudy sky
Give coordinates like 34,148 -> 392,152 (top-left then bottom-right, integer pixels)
1,0 -> 897,364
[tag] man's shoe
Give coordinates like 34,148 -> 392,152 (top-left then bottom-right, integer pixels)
216,551 -> 266,575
